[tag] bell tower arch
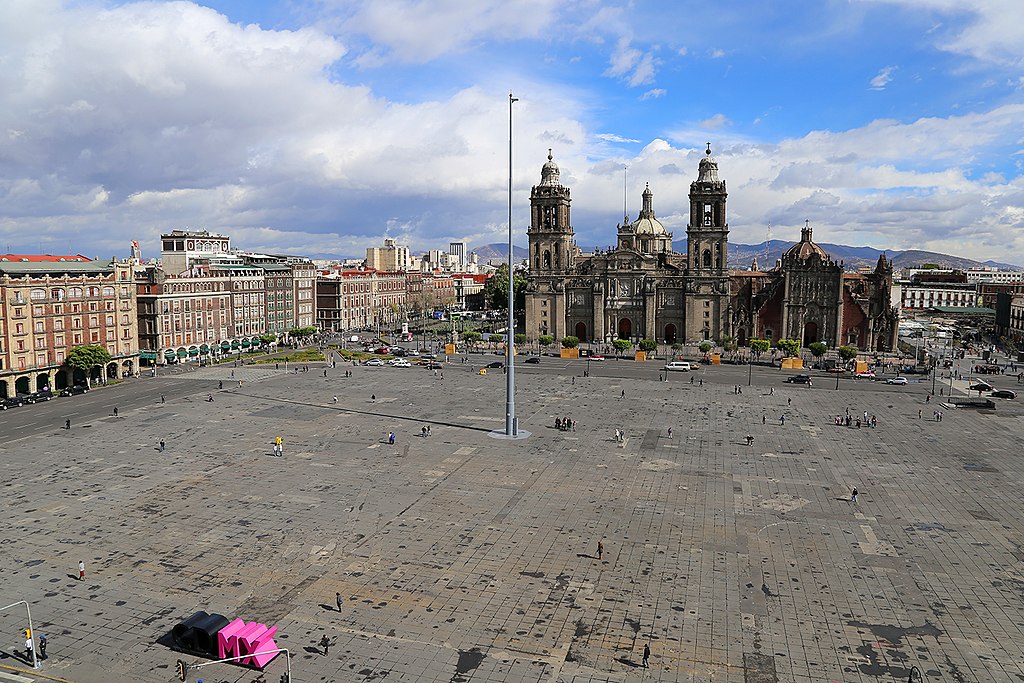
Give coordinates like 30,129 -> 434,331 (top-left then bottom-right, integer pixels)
685,143 -> 731,341
525,150 -> 575,339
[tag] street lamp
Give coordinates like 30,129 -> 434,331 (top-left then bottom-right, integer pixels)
504,91 -> 518,437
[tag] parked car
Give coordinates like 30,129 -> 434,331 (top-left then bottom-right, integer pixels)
392,359 -> 411,368
60,384 -> 89,396
486,361 -> 504,369
25,390 -> 54,402
991,389 -> 1017,399
524,357 -> 541,364
855,372 -> 876,379
1,396 -> 25,409
588,355 -> 605,361
423,361 -> 443,369
885,376 -> 908,385
664,361 -> 691,372
364,358 -> 385,366
784,374 -> 812,384
392,347 -> 407,357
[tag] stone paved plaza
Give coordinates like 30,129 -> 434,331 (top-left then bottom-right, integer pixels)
2,359 -> 1024,682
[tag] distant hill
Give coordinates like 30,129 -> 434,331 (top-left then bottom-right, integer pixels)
728,241 -> 1022,272
472,243 -> 529,263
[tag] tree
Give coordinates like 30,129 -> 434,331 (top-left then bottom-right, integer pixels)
514,334 -> 527,347
289,326 -> 317,338
612,339 -> 632,356
538,335 -> 554,351
65,344 -> 111,383
777,339 -> 801,357
561,336 -> 579,349
482,263 -> 528,310
698,341 -> 714,354
808,342 -> 827,358
721,334 -> 737,352
838,345 -> 859,361
258,333 -> 277,347
750,339 -> 771,355
638,339 -> 657,353
461,331 -> 482,351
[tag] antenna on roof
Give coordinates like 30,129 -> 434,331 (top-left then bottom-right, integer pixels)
623,165 -> 628,223
765,222 -> 772,266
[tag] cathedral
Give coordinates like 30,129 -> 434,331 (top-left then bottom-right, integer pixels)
524,146 -> 898,352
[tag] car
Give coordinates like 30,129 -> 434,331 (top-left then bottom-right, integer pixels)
423,361 -> 443,369
664,361 -> 691,372
59,384 -> 89,396
392,347 -> 407,357
374,347 -> 391,355
588,355 -> 605,361
486,361 -> 504,369
408,350 -> 421,357
968,382 -> 993,392
991,389 -> 1017,399
855,372 -> 876,379
2,396 -> 25,409
885,377 -> 908,385
524,357 -> 540,364
25,390 -> 54,403
392,359 -> 411,368
364,358 -> 385,366
784,374 -> 812,384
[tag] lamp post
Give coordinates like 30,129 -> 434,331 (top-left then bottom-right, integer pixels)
505,91 -> 518,437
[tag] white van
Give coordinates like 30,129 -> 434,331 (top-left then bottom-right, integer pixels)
664,361 -> 691,372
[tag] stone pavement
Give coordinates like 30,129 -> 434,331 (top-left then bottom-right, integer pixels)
2,360 -> 1024,682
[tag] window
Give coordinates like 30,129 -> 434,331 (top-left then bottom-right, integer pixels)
74,334 -> 82,344
33,305 -> 43,315
54,320 -> 63,331
91,332 -> 99,342
102,286 -> 114,296
55,335 -> 64,346
14,307 -> 23,318
51,288 -> 65,300
34,321 -> 44,333
31,288 -> 46,300
106,315 -> 114,325
15,323 -> 24,334
54,304 -> 62,315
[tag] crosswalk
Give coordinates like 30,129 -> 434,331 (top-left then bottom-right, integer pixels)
0,669 -> 37,683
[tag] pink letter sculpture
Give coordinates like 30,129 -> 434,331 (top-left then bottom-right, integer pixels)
217,618 -> 280,668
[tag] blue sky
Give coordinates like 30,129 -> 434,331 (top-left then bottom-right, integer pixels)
1,0 -> 1022,262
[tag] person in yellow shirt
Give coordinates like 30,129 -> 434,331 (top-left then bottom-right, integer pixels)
274,436 -> 283,457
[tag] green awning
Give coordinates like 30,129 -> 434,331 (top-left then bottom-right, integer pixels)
139,351 -> 157,360
231,342 -> 240,348
176,350 -> 188,357
221,341 -> 231,348
241,339 -> 251,346
188,348 -> 199,355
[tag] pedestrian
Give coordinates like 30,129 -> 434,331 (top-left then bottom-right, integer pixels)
780,415 -> 786,426
659,374 -> 663,382
113,407 -> 118,417
275,436 -> 283,457
159,440 -> 165,452
25,635 -> 33,663
667,427 -> 673,437
324,369 -> 328,377
926,394 -> 931,403
699,378 -> 703,386
746,434 -> 754,446
78,559 -> 85,580
38,634 -> 46,659
388,432 -> 396,445
426,426 -> 431,436
65,418 -> 71,430
422,426 -> 427,437
572,376 -> 575,385
371,394 -> 376,402
620,389 -> 625,398
787,397 -> 792,406
851,487 -> 858,503
333,396 -> 338,404
689,376 -> 694,385
571,420 -> 576,432
597,541 -> 603,560
642,643 -> 650,668
918,409 -> 922,419
336,592 -> 343,611
319,634 -> 331,656
770,387 -> 775,396
161,395 -> 165,404
762,414 -> 766,425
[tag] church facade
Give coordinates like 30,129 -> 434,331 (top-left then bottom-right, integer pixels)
524,148 -> 898,352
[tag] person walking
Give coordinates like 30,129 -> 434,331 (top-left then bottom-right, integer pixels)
25,635 -> 34,663
918,409 -> 922,419
762,414 -> 766,425
161,395 -> 165,404
159,440 -> 165,452
38,634 -> 47,660
780,415 -> 786,426
620,389 -> 625,399
65,418 -> 71,430
333,396 -> 338,404
78,560 -> 85,581
851,487 -> 859,503
642,643 -> 650,668
426,426 -> 431,437
113,407 -> 118,417
319,634 -> 331,656
274,436 -> 283,457
597,541 -> 603,560
336,592 -> 343,612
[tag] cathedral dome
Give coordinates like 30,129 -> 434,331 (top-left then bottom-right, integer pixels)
697,143 -> 720,182
539,149 -> 561,186
632,184 -> 667,234
785,220 -> 829,261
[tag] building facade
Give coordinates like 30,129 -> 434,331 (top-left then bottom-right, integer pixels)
0,255 -> 138,397
525,147 -> 898,351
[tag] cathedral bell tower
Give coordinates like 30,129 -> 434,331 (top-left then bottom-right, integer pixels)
685,143 -> 730,341
525,150 -> 575,339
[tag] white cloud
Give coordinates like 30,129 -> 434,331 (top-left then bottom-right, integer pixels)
333,0 -> 562,63
640,88 -> 667,100
708,48 -> 726,59
604,36 -> 659,87
595,133 -> 641,144
869,65 -> 897,90
698,114 -> 731,130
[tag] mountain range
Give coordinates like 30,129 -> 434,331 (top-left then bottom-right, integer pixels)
471,242 -> 1022,272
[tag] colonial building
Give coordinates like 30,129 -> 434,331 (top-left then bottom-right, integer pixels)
525,147 -> 898,352
0,255 -> 138,397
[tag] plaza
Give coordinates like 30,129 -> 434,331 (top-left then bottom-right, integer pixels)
1,357 -> 1024,682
